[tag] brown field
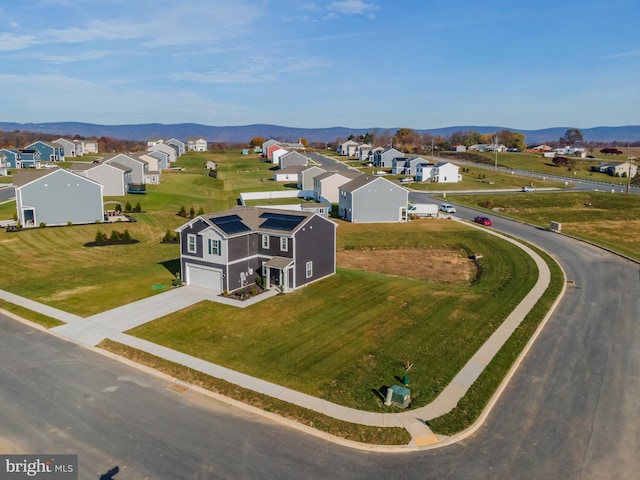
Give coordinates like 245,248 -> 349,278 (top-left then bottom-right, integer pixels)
337,248 -> 475,283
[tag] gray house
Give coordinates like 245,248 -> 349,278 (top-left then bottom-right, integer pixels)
14,168 -> 103,227
372,148 -> 404,169
298,165 -> 326,191
103,154 -> 148,185
70,162 -> 132,196
338,175 -> 408,223
392,156 -> 428,175
279,151 -> 309,170
176,207 -> 337,294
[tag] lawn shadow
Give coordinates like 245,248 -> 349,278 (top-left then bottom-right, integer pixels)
160,258 -> 181,276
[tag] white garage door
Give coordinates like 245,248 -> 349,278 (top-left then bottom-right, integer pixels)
185,264 -> 223,292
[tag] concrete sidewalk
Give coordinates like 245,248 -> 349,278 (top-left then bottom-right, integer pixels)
0,225 -> 551,449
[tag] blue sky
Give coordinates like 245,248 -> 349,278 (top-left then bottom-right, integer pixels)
1,0 -> 639,130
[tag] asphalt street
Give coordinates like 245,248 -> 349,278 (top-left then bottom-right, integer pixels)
1,213 -> 639,478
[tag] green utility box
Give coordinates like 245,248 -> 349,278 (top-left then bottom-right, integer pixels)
386,385 -> 411,409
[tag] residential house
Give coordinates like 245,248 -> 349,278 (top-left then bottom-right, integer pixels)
338,175 -> 409,223
81,140 -> 99,154
451,145 -> 467,152
147,138 -> 164,148
416,162 -> 436,182
338,140 -> 359,156
18,149 -> 41,168
274,165 -> 305,182
279,151 -> 309,170
145,150 -> 170,171
313,171 -> 361,204
24,141 -> 64,162
14,168 -> 103,227
271,148 -> 289,166
261,139 -> 281,157
527,144 -> 553,152
0,152 -> 7,176
363,146 -> 383,164
433,162 -> 461,183
54,138 -> 80,157
148,142 -> 176,165
392,156 -> 428,176
134,153 -> 161,185
372,148 -> 404,169
165,138 -> 186,157
70,162 -> 132,196
175,206 -> 337,294
298,165 -> 326,191
187,137 -> 208,152
103,154 -> 148,186
265,144 -> 284,162
0,149 -> 21,169
591,161 -> 638,177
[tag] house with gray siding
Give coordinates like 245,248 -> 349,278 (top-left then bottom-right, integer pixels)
18,149 -> 41,168
188,137 -> 208,152
279,151 -> 309,170
70,162 -> 132,196
148,142 -> 176,165
313,170 -> 361,204
392,156 -> 428,175
54,138 -> 80,157
14,168 -> 103,227
274,165 -> 305,182
165,138 -> 186,157
298,165 -> 326,191
338,175 -> 408,223
103,154 -> 148,185
175,207 -> 337,294
372,147 -> 404,168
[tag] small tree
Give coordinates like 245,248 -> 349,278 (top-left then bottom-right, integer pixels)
133,202 -> 142,213
189,207 -> 195,218
95,231 -> 106,243
178,205 -> 187,217
122,230 -> 132,242
125,201 -> 132,213
197,206 -> 205,215
110,230 -> 121,242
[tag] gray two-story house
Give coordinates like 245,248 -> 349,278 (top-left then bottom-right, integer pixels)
338,175 -> 408,223
176,207 -> 337,294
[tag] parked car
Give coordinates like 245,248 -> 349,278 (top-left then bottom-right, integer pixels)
439,203 -> 456,213
521,186 -> 535,192
473,216 -> 492,226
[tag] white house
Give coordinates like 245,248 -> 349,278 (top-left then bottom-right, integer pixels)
188,137 -> 208,152
433,162 -> 461,183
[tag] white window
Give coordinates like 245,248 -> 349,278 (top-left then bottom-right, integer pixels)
187,234 -> 197,254
262,234 -> 269,249
280,237 -> 288,252
208,239 -> 221,255
306,261 -> 313,278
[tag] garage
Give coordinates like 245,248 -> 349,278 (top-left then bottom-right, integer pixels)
185,264 -> 223,292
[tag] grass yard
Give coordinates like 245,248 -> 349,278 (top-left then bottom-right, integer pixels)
127,220 -> 538,412
447,191 -> 640,261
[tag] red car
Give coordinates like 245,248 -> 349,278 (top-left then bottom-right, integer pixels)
474,216 -> 492,226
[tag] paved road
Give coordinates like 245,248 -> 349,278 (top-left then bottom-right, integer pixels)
305,152 -> 354,173
0,185 -> 14,202
2,214 -> 639,478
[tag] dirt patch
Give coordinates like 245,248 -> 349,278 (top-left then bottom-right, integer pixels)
337,248 -> 476,283
41,285 -> 99,302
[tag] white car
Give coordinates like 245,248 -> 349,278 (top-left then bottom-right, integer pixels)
521,186 -> 535,192
439,203 -> 456,213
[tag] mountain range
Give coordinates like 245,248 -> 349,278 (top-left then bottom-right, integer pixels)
1,121 -> 640,144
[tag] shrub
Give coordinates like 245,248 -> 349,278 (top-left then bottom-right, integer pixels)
122,230 -> 132,242
255,275 -> 262,287
189,207 -> 195,218
178,205 -> 187,217
197,207 -> 205,215
125,202 -> 132,213
39,222 -> 46,228
110,230 -> 121,242
163,230 -> 174,242
95,231 -> 106,243
133,202 -> 142,213
12,212 -> 17,221
67,221 -> 73,227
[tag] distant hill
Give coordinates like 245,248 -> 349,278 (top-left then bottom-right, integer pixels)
1,121 -> 639,144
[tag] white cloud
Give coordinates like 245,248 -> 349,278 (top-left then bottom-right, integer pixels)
0,32 -> 37,51
326,0 -> 378,18
40,50 -> 115,64
9,22 -> 19,28
604,49 -> 640,59
170,55 -> 331,84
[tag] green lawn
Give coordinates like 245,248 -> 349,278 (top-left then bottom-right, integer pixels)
128,221 -> 538,412
447,191 -> 640,261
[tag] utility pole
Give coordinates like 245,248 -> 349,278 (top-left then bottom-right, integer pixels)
626,159 -> 634,194
494,135 -> 498,172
